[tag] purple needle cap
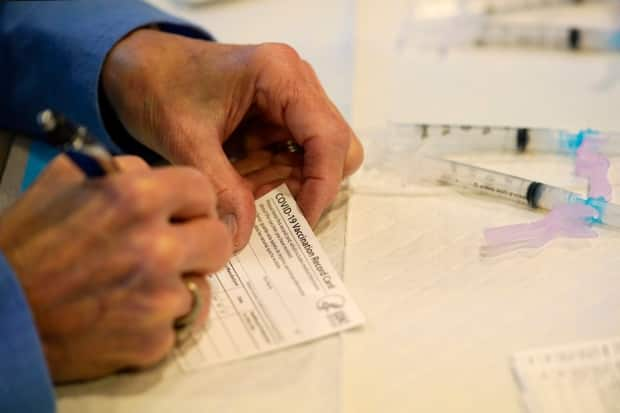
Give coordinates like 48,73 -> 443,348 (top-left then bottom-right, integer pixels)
481,203 -> 599,257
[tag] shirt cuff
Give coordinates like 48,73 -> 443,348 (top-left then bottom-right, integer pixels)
2,0 -> 213,157
0,253 -> 55,413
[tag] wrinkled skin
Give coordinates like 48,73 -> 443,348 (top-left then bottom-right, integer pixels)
102,29 -> 364,249
0,156 -> 232,382
0,29 -> 364,383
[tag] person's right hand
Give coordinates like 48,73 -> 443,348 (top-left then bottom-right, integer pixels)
0,155 -> 233,383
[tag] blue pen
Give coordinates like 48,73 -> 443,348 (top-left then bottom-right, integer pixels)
37,109 -> 119,177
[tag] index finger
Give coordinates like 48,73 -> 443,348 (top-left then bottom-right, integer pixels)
253,45 -> 363,226
285,90 -> 358,226
296,126 -> 351,226
99,166 -> 219,221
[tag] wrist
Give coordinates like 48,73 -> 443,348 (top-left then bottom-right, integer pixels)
102,28 -> 161,112
100,28 -> 172,158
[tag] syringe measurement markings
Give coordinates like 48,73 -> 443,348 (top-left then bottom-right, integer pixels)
441,160 -> 529,203
476,23 -> 618,51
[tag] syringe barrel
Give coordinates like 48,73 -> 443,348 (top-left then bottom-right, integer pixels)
393,122 -> 620,156
418,157 -> 534,206
418,157 -> 620,229
411,125 -> 523,155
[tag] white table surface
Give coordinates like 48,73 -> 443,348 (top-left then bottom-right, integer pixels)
57,1 -> 620,412
348,1 -> 620,412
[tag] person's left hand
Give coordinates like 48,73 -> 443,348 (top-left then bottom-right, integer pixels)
102,29 -> 363,249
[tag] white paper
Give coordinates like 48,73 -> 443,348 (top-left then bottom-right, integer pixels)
512,338 -> 620,413
176,184 -> 364,371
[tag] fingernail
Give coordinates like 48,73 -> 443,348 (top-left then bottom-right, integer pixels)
222,214 -> 238,238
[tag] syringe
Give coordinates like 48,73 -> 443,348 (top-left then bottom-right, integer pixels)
392,122 -> 620,156
411,0 -> 608,18
399,16 -> 620,52
416,156 -> 620,227
472,0 -> 607,15
475,21 -> 620,51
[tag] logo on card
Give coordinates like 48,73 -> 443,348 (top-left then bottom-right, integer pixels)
316,294 -> 346,312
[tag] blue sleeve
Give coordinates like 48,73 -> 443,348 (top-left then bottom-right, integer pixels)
0,2 -> 215,410
0,0 -> 213,155
0,253 -> 55,413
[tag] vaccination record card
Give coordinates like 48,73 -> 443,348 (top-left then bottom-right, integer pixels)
176,184 -> 365,371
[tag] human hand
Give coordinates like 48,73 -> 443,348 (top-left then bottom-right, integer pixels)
102,29 -> 364,249
0,155 -> 233,382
